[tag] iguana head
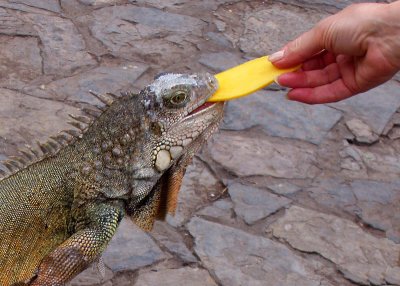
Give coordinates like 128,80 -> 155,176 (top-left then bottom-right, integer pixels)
126,73 -> 224,228
139,73 -> 223,172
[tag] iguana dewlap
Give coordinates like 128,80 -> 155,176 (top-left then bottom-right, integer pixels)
0,73 -> 224,286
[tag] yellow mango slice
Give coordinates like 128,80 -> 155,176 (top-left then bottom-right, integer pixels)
207,56 -> 299,102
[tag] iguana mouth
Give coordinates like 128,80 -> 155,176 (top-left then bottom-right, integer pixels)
188,102 -> 216,116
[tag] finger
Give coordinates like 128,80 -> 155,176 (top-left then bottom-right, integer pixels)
286,78 -> 356,104
301,51 -> 336,71
278,63 -> 340,88
270,27 -> 324,68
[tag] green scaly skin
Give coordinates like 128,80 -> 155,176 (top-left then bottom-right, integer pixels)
0,73 -> 224,286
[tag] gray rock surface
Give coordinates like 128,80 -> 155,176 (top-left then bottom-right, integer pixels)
129,0 -> 187,9
199,51 -> 244,72
345,118 -> 379,144
330,82 -> 400,135
166,158 -> 224,227
276,0 -> 381,13
79,0 -> 118,6
24,63 -> 148,105
197,199 -> 235,224
90,6 -> 204,64
307,179 -> 400,243
0,88 -> 78,150
0,36 -> 41,89
205,31 -> 233,48
388,126 -> 400,139
0,0 -> 57,14
237,5 -> 328,55
345,145 -> 400,180
102,219 -> 166,272
228,183 -> 291,224
0,8 -> 37,36
134,267 -> 218,286
26,14 -> 96,76
271,206 -> 400,285
188,217 -> 334,286
222,91 -> 343,144
8,0 -> 61,12
68,266 -> 114,286
268,182 -> 302,196
307,179 -> 358,210
394,72 -> 400,82
210,131 -> 318,178
151,221 -> 197,263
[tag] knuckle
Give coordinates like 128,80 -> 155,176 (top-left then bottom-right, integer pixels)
317,19 -> 336,51
291,37 -> 302,52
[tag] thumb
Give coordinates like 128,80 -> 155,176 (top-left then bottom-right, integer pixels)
269,28 -> 324,68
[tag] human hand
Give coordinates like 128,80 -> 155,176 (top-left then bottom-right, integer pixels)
269,2 -> 400,104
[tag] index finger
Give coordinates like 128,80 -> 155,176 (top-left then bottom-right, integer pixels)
271,27 -> 325,69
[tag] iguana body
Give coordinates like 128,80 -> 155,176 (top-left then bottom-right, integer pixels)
0,73 -> 224,285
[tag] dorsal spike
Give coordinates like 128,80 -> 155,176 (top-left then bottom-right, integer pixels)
20,150 -> 35,161
7,159 -> 23,168
82,107 -> 102,118
95,105 -> 106,111
38,142 -> 54,154
63,129 -> 82,138
0,169 -> 7,177
3,161 -> 18,172
106,92 -> 119,99
68,121 -> 87,131
26,145 -> 40,158
68,114 -> 92,124
47,140 -> 59,151
89,90 -> 114,106
38,143 -> 48,154
50,134 -> 71,145
10,156 -> 27,166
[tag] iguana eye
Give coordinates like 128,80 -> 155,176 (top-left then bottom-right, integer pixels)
170,90 -> 187,105
162,85 -> 191,109
163,88 -> 190,108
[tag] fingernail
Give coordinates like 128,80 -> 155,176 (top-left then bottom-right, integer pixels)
268,50 -> 284,62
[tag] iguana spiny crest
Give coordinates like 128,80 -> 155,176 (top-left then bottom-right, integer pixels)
0,72 -> 224,285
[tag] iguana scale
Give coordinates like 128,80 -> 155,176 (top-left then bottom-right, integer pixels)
0,73 -> 224,285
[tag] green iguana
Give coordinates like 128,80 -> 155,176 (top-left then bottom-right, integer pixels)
0,73 -> 224,286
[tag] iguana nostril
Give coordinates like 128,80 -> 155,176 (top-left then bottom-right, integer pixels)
207,75 -> 218,90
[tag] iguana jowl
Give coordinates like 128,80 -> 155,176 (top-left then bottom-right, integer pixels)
0,73 -> 224,285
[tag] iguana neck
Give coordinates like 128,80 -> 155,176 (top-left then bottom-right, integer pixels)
67,93 -> 156,203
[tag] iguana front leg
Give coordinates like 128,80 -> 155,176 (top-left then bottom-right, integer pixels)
28,203 -> 123,286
